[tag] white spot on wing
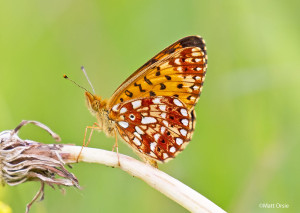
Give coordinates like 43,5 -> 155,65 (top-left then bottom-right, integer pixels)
141,117 -> 157,124
163,153 -> 168,159
195,76 -> 201,80
159,105 -> 166,111
134,132 -> 142,140
181,119 -> 189,126
160,126 -> 166,134
135,126 -> 144,135
132,100 -> 142,109
177,67 -> 183,72
180,108 -> 188,116
174,99 -> 183,106
120,107 -> 127,114
112,104 -> 120,112
176,138 -> 183,145
118,121 -> 129,128
180,129 -> 187,136
154,133 -> 160,141
174,58 -> 181,64
191,52 -> 201,57
195,58 -> 202,62
196,67 -> 202,71
152,98 -> 161,104
160,112 -> 167,119
163,120 -> 169,127
133,137 -> 142,146
150,142 -> 157,152
170,146 -> 176,153
193,85 -> 200,90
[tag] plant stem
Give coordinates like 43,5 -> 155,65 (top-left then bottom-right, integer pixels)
60,145 -> 226,213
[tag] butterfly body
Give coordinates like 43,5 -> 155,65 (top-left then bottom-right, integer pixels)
85,92 -> 115,136
85,36 -> 207,165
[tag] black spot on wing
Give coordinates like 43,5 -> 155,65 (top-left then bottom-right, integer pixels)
190,109 -> 196,132
144,76 -> 153,85
125,90 -> 133,97
165,75 -> 171,80
134,82 -> 146,92
191,109 -> 196,123
160,83 -> 166,90
179,36 -> 206,54
150,91 -> 156,96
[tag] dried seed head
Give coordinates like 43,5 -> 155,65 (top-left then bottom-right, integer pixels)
0,120 -> 80,213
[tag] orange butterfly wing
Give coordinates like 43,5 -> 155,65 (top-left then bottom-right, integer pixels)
110,96 -> 193,162
106,36 -> 207,163
107,36 -> 207,111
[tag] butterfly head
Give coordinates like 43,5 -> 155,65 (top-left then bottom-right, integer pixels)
85,92 -> 107,114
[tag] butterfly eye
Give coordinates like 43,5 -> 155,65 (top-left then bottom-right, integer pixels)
92,100 -> 100,111
129,114 -> 135,120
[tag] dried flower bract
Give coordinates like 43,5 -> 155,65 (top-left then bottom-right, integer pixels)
0,120 -> 80,213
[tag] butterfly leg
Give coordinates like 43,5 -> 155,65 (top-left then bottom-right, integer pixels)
112,128 -> 121,166
85,122 -> 100,147
148,159 -> 158,168
136,152 -> 158,168
76,123 -> 99,162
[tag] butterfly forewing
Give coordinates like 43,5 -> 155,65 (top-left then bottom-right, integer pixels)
107,36 -> 207,112
110,96 -> 193,162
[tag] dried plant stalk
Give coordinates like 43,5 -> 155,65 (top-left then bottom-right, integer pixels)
0,120 -> 80,213
60,145 -> 226,213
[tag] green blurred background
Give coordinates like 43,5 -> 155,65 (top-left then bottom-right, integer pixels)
0,0 -> 299,212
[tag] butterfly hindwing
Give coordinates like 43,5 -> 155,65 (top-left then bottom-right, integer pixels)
110,96 -> 193,162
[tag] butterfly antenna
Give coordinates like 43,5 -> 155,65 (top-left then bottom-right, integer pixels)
81,66 -> 96,94
63,74 -> 91,93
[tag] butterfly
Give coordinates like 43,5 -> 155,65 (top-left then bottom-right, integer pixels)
84,36 -> 207,167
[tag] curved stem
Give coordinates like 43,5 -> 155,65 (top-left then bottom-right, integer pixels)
60,145 -> 226,213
